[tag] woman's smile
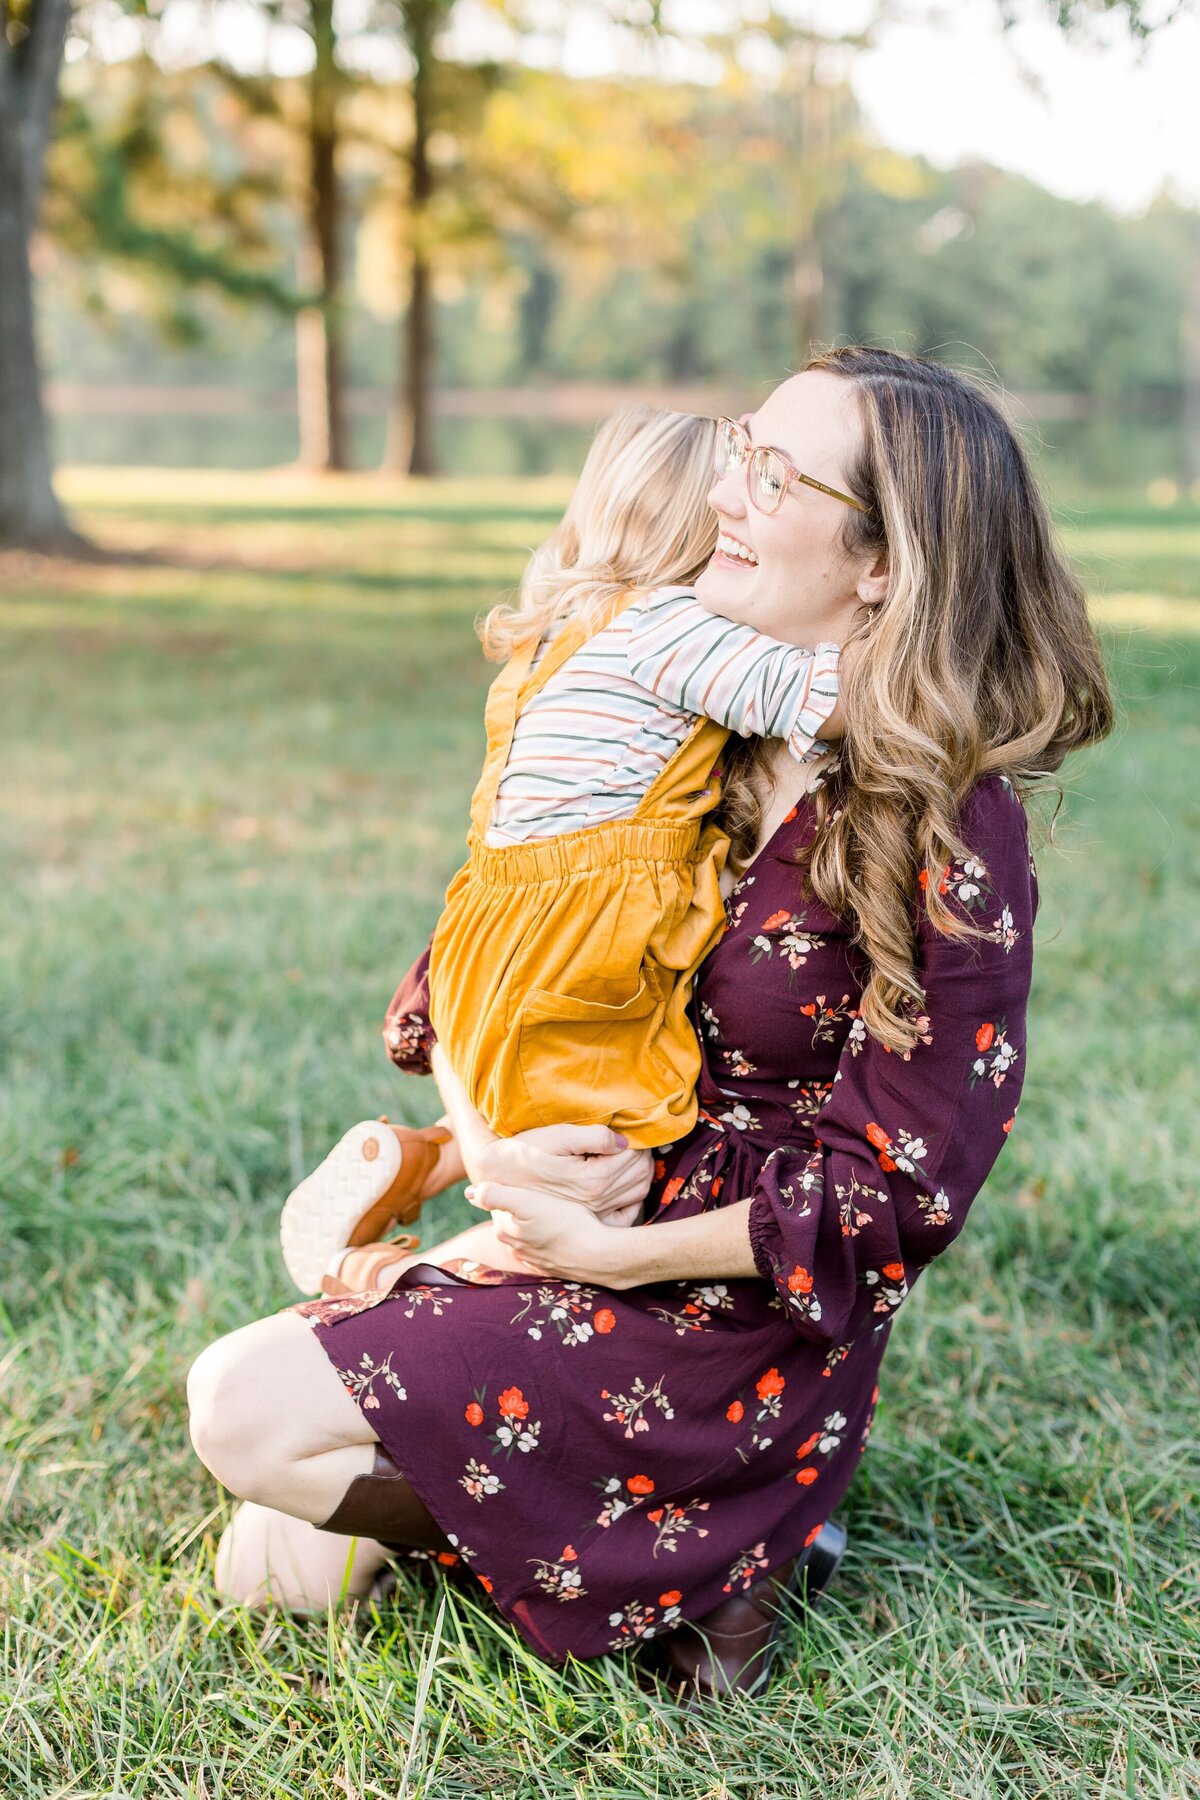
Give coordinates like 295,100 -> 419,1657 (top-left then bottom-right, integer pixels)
713,529 -> 759,568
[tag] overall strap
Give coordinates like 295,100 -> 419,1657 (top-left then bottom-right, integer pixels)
470,589 -> 639,835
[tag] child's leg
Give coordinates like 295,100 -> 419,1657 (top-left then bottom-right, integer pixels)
328,1219 -> 537,1295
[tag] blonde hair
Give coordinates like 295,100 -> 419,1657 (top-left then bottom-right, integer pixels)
718,345 -> 1114,1054
480,405 -> 719,660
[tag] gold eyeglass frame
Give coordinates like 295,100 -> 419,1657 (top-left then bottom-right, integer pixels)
715,416 -> 868,514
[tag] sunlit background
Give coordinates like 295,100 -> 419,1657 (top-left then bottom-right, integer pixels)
28,0 -> 1200,504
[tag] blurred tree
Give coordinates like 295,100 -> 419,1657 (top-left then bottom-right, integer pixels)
294,0 -> 350,468
0,0 -> 78,549
377,0 -> 457,475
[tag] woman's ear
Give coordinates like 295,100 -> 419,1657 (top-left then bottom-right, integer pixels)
856,551 -> 888,610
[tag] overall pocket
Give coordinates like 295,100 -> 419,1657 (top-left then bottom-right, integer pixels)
511,970 -> 677,1130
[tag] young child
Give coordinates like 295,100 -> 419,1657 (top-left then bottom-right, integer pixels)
280,406 -> 840,1294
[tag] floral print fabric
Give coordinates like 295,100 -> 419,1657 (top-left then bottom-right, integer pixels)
290,774 -> 1036,1666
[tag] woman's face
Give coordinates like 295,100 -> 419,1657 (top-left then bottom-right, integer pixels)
694,369 -> 882,647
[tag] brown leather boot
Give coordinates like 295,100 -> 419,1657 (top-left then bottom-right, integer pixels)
280,1118 -> 453,1294
652,1520 -> 848,1704
315,1442 -> 454,1555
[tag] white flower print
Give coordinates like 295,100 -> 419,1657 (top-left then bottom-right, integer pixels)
969,1018 -> 1020,1091
891,1129 -> 929,1176
991,903 -> 1020,953
332,1350 -> 407,1411
719,1101 -> 760,1132
510,1282 -> 602,1346
459,1458 -> 505,1502
600,1375 -> 674,1439
818,1411 -> 847,1454
529,1550 -> 586,1601
915,1187 -> 953,1227
723,1542 -> 770,1593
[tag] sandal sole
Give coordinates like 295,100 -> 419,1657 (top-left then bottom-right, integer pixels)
280,1121 -> 406,1294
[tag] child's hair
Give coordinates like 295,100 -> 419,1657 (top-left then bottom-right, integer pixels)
479,405 -> 719,661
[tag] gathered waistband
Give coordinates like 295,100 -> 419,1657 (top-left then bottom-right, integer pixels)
464,818 -> 706,884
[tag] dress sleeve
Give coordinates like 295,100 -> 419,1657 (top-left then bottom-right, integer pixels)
746,776 -> 1038,1348
383,940 -> 438,1076
625,586 -> 840,764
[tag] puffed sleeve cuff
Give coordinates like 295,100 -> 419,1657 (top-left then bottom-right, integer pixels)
747,1187 -> 779,1283
382,941 -> 438,1076
786,644 -> 840,766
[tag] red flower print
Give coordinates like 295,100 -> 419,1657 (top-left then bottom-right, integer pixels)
498,1386 -> 529,1419
477,1573 -> 493,1593
660,1175 -> 685,1210
882,1261 -> 906,1281
1003,1115 -> 1014,1133
976,1022 -> 995,1052
646,1508 -> 664,1522
917,869 -> 929,890
871,1385 -> 880,1404
795,1466 -> 819,1485
755,1368 -> 785,1400
436,1551 -> 459,1566
762,909 -> 792,931
627,1474 -> 655,1495
804,1521 -> 825,1547
726,1400 -> 745,1423
654,1158 -> 666,1181
562,1545 -> 577,1561
783,805 -> 798,823
787,1265 -> 814,1294
800,1003 -> 816,1016
711,1175 -> 723,1197
464,1402 -> 484,1427
795,1431 -> 820,1458
594,1308 -> 616,1334
659,1589 -> 682,1606
865,1122 -> 889,1151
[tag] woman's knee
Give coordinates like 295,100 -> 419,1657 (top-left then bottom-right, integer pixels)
186,1311 -> 372,1505
187,1327 -> 263,1498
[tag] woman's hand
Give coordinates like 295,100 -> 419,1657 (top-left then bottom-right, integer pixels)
474,1124 -> 653,1223
465,1181 -> 635,1287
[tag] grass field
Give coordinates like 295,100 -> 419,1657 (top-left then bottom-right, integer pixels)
2,470 -> 1198,1798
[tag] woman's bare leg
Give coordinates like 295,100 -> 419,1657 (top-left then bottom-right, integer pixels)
187,1311 -> 380,1524
214,1500 -> 392,1609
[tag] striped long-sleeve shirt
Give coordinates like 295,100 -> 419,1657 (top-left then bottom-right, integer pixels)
486,586 -> 839,844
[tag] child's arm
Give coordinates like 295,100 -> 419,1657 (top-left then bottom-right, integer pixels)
625,584 -> 839,762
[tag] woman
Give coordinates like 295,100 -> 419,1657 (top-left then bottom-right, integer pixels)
186,346 -> 1113,1700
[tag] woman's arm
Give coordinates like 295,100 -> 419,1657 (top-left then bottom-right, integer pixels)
474,776 -> 1037,1316
468,1181 -> 758,1287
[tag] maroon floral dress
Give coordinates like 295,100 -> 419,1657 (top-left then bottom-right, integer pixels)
288,773 -> 1036,1666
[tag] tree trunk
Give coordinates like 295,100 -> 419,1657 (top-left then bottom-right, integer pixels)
0,0 -> 79,551
296,0 -> 349,471
384,1 -> 437,475
1182,215 -> 1200,494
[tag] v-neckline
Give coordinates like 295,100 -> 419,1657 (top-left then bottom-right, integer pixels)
725,785 -> 817,900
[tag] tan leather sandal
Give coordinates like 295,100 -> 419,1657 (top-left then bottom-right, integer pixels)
279,1118 -> 452,1294
318,1236 -> 423,1298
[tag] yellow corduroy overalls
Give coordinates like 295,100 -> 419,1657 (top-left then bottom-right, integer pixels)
426,593 -> 733,1150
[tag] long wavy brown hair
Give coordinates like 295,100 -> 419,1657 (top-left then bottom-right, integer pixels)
717,345 -> 1114,1054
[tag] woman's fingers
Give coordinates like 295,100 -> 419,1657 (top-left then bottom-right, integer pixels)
520,1124 -> 630,1158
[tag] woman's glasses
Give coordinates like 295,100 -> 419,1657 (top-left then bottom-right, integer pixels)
714,416 -> 867,515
